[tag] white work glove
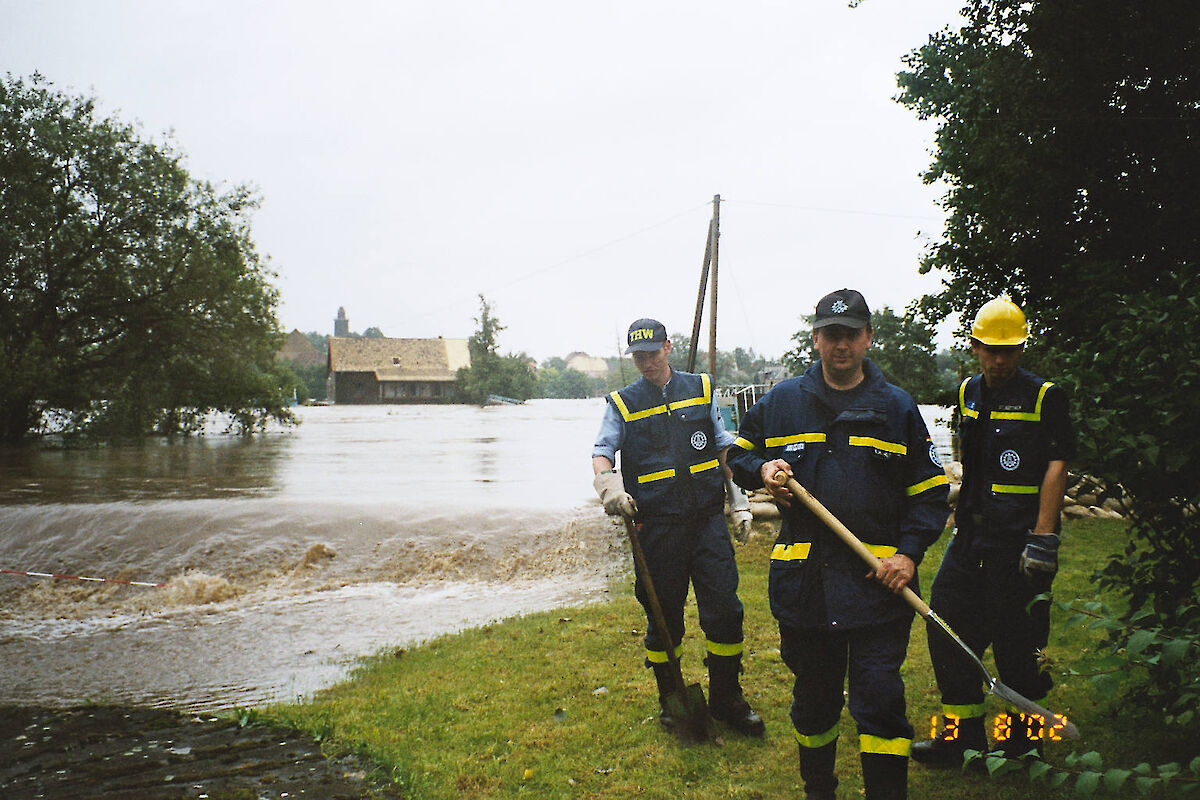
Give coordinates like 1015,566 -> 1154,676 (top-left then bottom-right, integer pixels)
726,477 -> 753,544
593,470 -> 637,517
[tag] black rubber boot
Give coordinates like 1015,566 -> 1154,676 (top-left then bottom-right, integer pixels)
706,654 -> 765,736
989,713 -> 1045,760
861,753 -> 908,800
911,715 -> 986,768
798,740 -> 838,800
651,663 -> 678,732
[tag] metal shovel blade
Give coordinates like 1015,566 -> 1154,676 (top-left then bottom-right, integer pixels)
663,682 -> 710,744
988,679 -> 1079,740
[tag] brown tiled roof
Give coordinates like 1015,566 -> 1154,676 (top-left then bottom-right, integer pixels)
277,329 -> 325,367
328,337 -> 471,380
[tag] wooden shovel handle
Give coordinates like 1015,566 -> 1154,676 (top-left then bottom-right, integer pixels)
778,473 -> 932,617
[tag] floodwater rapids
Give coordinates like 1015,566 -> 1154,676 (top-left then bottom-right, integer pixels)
0,399 -> 952,713
0,400 -> 627,712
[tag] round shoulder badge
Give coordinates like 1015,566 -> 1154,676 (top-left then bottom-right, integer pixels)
999,449 -> 1021,471
690,431 -> 708,450
928,443 -> 942,468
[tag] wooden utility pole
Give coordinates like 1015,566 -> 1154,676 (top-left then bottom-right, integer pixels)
708,194 -> 720,377
687,195 -> 721,375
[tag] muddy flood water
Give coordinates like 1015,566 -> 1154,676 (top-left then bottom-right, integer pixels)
0,400 -> 628,712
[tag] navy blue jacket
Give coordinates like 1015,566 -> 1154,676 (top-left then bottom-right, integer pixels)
608,371 -> 725,520
729,360 -> 949,631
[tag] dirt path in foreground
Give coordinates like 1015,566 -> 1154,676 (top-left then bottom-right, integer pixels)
0,705 -> 404,799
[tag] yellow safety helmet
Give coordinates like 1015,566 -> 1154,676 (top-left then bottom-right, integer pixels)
970,296 -> 1028,346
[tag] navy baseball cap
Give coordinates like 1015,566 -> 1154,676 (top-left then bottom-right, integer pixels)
812,288 -> 871,329
625,318 -> 668,353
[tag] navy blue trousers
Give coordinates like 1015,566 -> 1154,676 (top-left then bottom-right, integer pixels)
780,619 -> 915,745
926,536 -> 1053,706
633,512 -> 744,658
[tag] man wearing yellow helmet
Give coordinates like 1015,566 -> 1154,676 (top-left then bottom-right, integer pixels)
912,296 -> 1075,768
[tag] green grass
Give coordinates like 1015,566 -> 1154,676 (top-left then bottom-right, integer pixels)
259,517 -> 1196,799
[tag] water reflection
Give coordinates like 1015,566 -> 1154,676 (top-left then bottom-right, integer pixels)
0,435 -> 291,504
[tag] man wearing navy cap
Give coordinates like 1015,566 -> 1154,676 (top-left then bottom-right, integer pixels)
592,318 -> 764,737
728,289 -> 949,799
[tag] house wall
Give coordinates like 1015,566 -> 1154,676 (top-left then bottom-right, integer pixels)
331,372 -> 378,404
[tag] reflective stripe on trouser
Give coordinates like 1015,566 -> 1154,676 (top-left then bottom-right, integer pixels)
634,513 -> 744,664
779,620 -> 915,754
926,537 -> 1052,705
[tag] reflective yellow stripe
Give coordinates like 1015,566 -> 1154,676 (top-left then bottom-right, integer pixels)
943,703 -> 986,720
991,381 -> 1053,421
638,469 -> 676,484
907,474 -> 950,496
610,390 -> 668,422
689,459 -> 720,474
733,436 -> 757,452
645,644 -> 684,664
773,542 -> 895,560
765,432 -> 826,448
959,378 -> 977,419
860,733 -> 912,756
668,373 -> 712,411
992,483 -> 1039,494
706,640 -> 743,657
795,722 -> 840,750
771,543 -> 812,561
849,436 -> 907,455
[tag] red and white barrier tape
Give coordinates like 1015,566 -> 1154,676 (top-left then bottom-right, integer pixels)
1,567 -> 165,588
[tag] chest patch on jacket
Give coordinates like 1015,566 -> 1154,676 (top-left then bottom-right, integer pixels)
1000,449 -> 1021,471
690,431 -> 708,450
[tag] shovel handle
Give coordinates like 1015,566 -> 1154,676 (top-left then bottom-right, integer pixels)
622,515 -> 688,694
778,473 -> 932,616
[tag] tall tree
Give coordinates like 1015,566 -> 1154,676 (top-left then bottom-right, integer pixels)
455,295 -> 536,403
898,0 -> 1200,722
0,74 -> 291,441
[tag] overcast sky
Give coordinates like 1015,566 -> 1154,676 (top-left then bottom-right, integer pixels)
2,1 -> 967,362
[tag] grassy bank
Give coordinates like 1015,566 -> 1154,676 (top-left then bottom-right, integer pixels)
260,517 -> 1195,799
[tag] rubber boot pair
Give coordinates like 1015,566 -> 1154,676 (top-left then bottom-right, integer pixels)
798,741 -> 838,800
799,744 -> 909,800
706,654 -> 765,736
861,753 -> 908,800
910,715 -> 986,768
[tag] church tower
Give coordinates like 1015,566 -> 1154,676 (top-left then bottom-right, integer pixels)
334,306 -> 349,337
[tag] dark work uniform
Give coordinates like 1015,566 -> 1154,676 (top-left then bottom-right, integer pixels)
606,371 -> 745,664
926,368 -> 1074,723
729,360 -> 949,794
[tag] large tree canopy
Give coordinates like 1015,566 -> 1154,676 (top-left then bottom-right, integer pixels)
898,1 -> 1199,725
0,74 -> 292,441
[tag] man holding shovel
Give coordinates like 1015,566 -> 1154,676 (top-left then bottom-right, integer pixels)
592,318 -> 764,737
728,289 -> 950,800
911,297 -> 1074,766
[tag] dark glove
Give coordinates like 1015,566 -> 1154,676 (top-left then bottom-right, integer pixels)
1020,532 -> 1060,589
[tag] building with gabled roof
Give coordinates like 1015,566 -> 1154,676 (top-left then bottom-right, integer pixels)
277,329 -> 326,368
327,337 -> 471,404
